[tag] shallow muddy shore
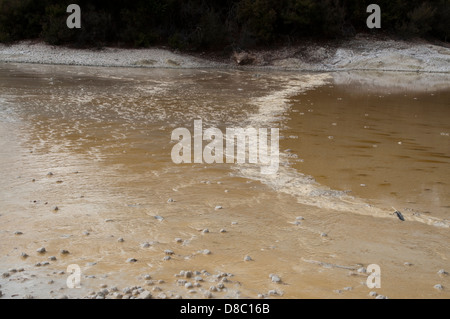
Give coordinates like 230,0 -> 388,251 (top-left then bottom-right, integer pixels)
0,57 -> 449,299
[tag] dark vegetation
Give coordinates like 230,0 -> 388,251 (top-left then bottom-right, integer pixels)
0,0 -> 448,50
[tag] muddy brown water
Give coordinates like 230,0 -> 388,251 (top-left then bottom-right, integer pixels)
0,63 -> 449,299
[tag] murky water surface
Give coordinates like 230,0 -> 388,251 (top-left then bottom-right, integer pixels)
0,63 -> 449,299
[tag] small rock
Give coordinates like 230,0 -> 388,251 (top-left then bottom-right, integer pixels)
21,252 -> 29,258
233,51 -> 255,65
53,206 -> 59,211
220,229 -> 227,233
131,288 -> 140,296
157,293 -> 167,299
296,216 -> 305,220
48,256 -> 57,261
34,263 -> 42,267
143,274 -> 152,280
1,273 -> 10,278
42,261 -> 50,266
164,249 -> 174,255
244,255 -> 252,262
152,287 -> 162,292
163,256 -> 171,261
375,295 -> 388,299
36,247 -> 46,254
141,242 -> 151,248
434,284 -> 444,290
47,172 -> 54,176
437,269 -> 448,276
217,283 -> 225,289
320,232 -> 328,237
117,238 -> 124,242
404,262 -> 413,266
122,287 -> 132,294
194,276 -> 203,282
100,288 -> 109,296
175,238 -> 183,243
126,258 -> 137,263
270,274 -> 282,283
369,291 -> 378,297
202,229 -> 209,234
112,293 -> 123,299
8,268 -> 17,273
60,250 -> 70,255
177,280 -> 187,286
204,291 -> 213,299
14,231 -> 23,235
139,291 -> 152,299
357,267 -> 367,273
215,206 -> 223,210
394,211 -> 405,221
185,282 -> 193,289
209,286 -> 217,292
268,290 -> 278,296
154,216 -> 164,221
203,249 -> 211,255
167,198 -> 175,203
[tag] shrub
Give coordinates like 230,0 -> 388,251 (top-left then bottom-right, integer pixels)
399,2 -> 437,37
